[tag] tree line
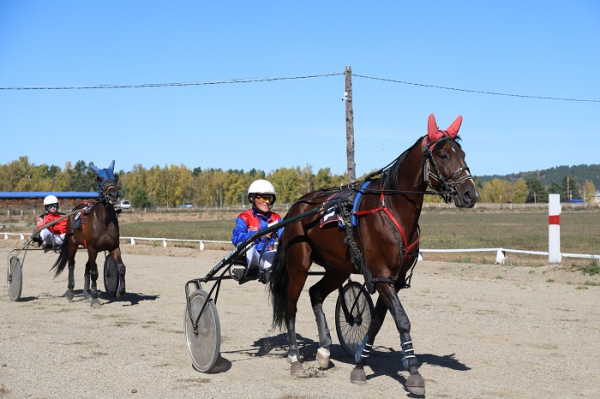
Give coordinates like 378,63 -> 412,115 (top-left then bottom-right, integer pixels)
1,156 -> 596,208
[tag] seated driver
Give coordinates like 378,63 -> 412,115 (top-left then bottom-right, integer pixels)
33,195 -> 67,249
231,179 -> 283,283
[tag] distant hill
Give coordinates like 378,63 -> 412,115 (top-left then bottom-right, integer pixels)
476,164 -> 600,188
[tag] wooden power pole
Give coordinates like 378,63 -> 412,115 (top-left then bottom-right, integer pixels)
345,66 -> 356,183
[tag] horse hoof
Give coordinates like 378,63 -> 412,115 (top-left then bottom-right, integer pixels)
290,361 -> 304,377
91,298 -> 101,308
65,290 -> 74,301
350,368 -> 366,385
316,347 -> 330,369
116,288 -> 126,300
406,373 -> 426,396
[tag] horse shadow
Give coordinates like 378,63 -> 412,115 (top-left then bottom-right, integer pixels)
101,291 -> 159,306
201,332 -> 470,385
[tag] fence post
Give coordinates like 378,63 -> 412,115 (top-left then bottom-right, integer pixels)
495,249 -> 505,264
549,194 -> 561,264
199,241 -> 205,250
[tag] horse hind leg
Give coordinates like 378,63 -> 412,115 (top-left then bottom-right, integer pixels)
309,272 -> 348,370
65,244 -> 77,301
111,248 -> 126,299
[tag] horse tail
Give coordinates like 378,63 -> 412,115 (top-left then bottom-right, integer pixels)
51,236 -> 70,277
268,240 -> 289,330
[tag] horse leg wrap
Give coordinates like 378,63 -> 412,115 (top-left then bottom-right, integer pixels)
312,304 -> 332,348
400,335 -> 418,372
287,344 -> 300,364
355,335 -> 372,366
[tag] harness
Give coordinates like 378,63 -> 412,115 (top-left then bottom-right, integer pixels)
332,134 -> 472,293
337,186 -> 420,294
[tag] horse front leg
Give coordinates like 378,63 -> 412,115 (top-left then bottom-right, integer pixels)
87,249 -> 100,308
351,295 -> 388,384
375,283 -> 425,396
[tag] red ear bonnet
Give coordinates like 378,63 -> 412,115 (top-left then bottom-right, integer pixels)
446,115 -> 462,137
425,114 -> 462,148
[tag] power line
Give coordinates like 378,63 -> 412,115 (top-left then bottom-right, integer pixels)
1,70 -> 598,103
0,72 -> 344,90
353,74 -> 600,103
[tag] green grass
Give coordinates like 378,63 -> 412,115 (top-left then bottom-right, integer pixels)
117,209 -> 600,266
121,220 -> 233,242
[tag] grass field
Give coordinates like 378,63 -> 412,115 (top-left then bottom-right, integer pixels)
118,209 -> 600,269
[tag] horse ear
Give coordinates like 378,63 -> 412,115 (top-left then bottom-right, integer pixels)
427,113 -> 442,142
90,164 -> 100,174
109,160 -> 115,172
446,115 -> 463,137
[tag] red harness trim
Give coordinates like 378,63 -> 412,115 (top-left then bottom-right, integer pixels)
353,192 -> 420,253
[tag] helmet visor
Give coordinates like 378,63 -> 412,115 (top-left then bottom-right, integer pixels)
45,204 -> 58,210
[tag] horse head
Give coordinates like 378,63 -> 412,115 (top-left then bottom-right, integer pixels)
90,160 -> 120,205
422,114 -> 479,208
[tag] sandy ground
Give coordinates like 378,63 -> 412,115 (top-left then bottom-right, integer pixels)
1,241 -> 599,399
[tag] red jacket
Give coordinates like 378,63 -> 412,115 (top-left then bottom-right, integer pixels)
37,212 -> 67,235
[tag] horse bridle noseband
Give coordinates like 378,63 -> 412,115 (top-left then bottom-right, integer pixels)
422,135 -> 474,204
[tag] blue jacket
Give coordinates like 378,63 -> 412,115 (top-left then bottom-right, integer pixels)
232,208 -> 283,251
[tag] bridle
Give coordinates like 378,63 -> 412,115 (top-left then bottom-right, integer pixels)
422,135 -> 474,204
96,171 -> 119,205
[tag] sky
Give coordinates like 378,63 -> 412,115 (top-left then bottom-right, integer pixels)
1,1 -> 599,178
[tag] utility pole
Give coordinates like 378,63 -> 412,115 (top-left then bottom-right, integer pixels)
345,66 -> 356,183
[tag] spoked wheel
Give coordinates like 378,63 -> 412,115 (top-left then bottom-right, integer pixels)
103,254 -> 119,297
335,281 -> 374,356
184,289 -> 221,373
7,256 -> 23,301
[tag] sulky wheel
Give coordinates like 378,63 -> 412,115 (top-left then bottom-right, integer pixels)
103,254 -> 119,297
184,289 -> 221,373
7,256 -> 23,302
335,281 -> 374,356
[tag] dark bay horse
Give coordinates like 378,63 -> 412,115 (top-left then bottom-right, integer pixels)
52,161 -> 126,307
268,114 -> 479,396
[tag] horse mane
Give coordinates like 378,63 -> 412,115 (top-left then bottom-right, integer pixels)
381,136 -> 425,191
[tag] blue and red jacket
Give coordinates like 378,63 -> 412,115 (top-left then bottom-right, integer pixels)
232,208 -> 283,251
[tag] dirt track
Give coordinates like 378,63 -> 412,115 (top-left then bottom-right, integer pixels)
1,242 -> 599,398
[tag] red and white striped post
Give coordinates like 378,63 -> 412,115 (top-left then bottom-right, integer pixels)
548,194 -> 561,264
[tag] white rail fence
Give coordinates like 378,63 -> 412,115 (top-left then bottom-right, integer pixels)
4,232 -> 598,264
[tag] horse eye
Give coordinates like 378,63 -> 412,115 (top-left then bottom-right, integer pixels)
439,152 -> 449,160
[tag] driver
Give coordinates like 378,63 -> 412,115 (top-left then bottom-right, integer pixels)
32,195 -> 67,249
231,179 -> 283,283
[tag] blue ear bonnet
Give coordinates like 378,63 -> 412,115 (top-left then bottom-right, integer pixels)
90,160 -> 117,186
97,168 -> 116,184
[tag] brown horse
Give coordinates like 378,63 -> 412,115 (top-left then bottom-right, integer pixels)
268,114 -> 479,396
51,161 -> 126,307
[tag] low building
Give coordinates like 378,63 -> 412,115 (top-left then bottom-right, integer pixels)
0,191 -> 99,213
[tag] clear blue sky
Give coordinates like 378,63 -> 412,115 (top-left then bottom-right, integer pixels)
1,1 -> 598,178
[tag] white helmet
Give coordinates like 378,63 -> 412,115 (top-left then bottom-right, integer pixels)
248,179 -> 276,204
43,195 -> 59,207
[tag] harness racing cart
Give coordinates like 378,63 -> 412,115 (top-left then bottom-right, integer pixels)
183,202 -> 375,372
6,209 -> 120,301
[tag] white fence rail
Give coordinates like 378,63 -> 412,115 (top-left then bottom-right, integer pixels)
5,232 -> 598,263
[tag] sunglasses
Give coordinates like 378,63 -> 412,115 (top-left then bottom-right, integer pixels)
46,204 -> 58,209
254,194 -> 274,203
